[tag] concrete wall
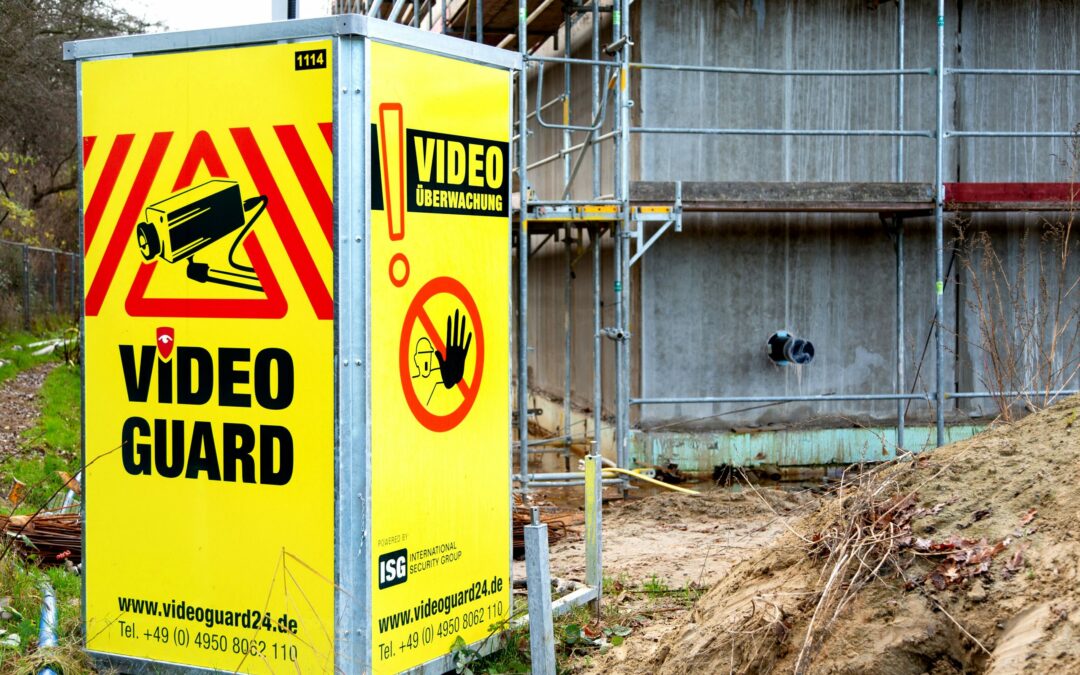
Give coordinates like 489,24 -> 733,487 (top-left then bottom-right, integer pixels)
630,0 -> 1080,430
639,0 -> 943,183
637,214 -> 953,428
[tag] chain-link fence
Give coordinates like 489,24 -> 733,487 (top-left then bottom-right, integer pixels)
0,239 -> 80,332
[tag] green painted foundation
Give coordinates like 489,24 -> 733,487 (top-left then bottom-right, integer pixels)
629,425 -> 986,472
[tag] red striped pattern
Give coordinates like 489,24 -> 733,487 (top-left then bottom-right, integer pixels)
85,132 -> 172,316
231,127 -> 333,320
84,134 -> 134,252
275,125 -> 332,246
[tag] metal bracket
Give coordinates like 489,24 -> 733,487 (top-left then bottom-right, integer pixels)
628,181 -> 683,267
674,179 -> 684,231
604,35 -> 634,55
600,327 -> 631,341
878,212 -> 907,251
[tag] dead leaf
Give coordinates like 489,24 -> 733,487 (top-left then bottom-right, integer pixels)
57,471 -> 81,495
942,562 -> 962,583
1005,547 -> 1025,576
1020,508 -> 1037,526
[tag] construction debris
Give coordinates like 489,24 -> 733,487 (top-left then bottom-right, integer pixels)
1,513 -> 81,566
512,494 -> 583,558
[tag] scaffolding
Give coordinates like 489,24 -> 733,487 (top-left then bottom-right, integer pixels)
334,0 -> 1080,625
342,0 -> 1080,489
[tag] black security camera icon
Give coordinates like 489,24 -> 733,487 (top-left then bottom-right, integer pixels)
136,180 -> 268,292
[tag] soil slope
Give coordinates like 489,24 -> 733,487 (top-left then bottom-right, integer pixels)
654,395 -> 1080,674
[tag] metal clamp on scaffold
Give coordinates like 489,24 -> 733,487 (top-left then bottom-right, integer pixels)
601,327 -> 631,342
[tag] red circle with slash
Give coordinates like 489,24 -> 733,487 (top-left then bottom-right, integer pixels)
399,276 -> 484,432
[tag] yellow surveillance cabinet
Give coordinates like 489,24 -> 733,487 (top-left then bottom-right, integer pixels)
66,16 -> 518,674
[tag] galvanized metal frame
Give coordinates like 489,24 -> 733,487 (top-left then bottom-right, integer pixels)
335,31 -> 371,675
75,53 -> 89,675
63,15 -> 517,70
67,14 -> 520,675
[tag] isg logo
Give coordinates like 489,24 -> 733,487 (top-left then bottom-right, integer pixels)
378,548 -> 408,589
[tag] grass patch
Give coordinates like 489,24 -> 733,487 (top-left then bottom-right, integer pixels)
34,363 -> 81,454
458,586 -> 656,674
642,574 -> 669,596
0,542 -> 88,673
0,553 -> 89,674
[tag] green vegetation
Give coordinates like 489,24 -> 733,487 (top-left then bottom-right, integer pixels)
455,580 -> 658,674
0,556 -> 87,674
642,573 -> 670,596
0,332 -> 60,387
32,363 -> 80,456
0,332 -> 87,673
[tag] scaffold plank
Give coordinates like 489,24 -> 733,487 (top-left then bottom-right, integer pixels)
630,181 -> 935,212
945,182 -> 1080,211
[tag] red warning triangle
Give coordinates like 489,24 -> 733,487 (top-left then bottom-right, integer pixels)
124,130 -> 289,319
85,128 -> 333,320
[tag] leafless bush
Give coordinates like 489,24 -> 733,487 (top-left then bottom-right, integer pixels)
955,127 -> 1080,421
791,462 -> 916,673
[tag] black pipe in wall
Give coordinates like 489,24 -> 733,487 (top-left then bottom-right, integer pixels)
767,331 -> 814,366
288,0 -> 298,19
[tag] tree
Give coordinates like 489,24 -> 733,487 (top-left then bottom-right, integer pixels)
0,0 -> 153,249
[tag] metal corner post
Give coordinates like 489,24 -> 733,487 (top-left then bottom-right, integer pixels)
561,4 -> 574,468
591,1 -> 604,467
895,216 -> 906,450
584,455 -> 603,615
334,33 -> 371,674
616,0 -> 632,477
895,0 -> 906,452
517,0 -> 531,486
21,244 -> 31,330
934,0 -> 946,446
524,508 -> 556,675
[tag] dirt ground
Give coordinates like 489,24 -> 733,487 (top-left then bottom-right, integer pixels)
513,395 -> 1080,674
514,483 -> 818,673
648,394 -> 1080,674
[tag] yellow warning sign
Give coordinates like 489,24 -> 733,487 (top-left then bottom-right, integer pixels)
81,41 -> 334,673
370,42 -> 511,672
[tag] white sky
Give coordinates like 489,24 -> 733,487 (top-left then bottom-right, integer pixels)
113,0 -> 332,32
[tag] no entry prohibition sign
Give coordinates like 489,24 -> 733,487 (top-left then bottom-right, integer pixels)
399,276 -> 484,432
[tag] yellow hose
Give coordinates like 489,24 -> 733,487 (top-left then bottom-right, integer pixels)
601,467 -> 701,496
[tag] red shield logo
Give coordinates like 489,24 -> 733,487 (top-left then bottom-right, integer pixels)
156,327 -> 175,360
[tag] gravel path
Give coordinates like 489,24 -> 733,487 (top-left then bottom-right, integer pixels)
0,363 -> 57,460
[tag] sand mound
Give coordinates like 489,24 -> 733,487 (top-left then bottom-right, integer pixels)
654,395 -> 1080,674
